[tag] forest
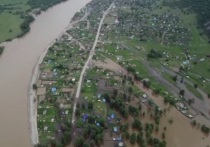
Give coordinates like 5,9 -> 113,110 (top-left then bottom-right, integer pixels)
164,0 -> 210,38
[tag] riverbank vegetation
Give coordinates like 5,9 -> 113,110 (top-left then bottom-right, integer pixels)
0,0 -> 67,43
28,0 -> 67,12
0,46 -> 4,55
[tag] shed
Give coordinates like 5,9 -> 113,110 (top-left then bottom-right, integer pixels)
51,87 -> 57,93
113,127 -> 118,132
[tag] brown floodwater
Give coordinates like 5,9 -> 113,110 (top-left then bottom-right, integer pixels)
0,0 -> 90,146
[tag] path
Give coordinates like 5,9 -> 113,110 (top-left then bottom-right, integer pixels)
28,8 -> 91,145
72,2 -> 115,124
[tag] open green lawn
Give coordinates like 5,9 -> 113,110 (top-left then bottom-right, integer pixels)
185,82 -> 203,100
0,13 -> 24,42
0,0 -> 30,42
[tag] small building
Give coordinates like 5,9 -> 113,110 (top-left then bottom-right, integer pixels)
51,87 -> 57,93
44,126 -> 48,131
113,127 -> 118,133
111,113 -> 115,119
115,142 -> 125,147
83,114 -> 88,122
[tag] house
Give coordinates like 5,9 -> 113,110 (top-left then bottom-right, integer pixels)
51,87 -> 57,93
111,113 -> 115,119
113,127 -> 118,133
115,142 -> 125,147
83,114 -> 88,122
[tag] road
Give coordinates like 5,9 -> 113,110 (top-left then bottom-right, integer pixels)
142,61 -> 210,120
72,2 -> 115,124
162,67 -> 210,119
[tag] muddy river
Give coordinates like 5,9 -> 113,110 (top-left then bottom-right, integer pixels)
0,0 -> 90,146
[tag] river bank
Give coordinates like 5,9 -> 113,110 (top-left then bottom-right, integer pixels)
0,0 -> 91,146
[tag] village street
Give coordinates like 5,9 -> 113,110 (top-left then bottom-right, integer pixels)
71,2 -> 115,125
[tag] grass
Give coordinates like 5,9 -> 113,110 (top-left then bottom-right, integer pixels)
162,72 -> 176,84
0,13 -> 24,42
129,59 -> 148,77
37,103 -> 57,144
0,0 -> 30,42
185,82 -> 203,100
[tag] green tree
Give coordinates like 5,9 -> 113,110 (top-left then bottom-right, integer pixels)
32,84 -> 38,90
179,89 -> 185,96
75,137 -> 84,147
128,86 -> 133,94
88,102 -> 93,110
130,133 -> 137,144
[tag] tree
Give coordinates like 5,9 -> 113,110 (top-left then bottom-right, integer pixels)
122,79 -> 126,85
162,132 -> 165,139
76,109 -> 80,116
95,133 -> 103,145
32,84 -> 38,90
172,75 -> 177,82
155,125 -> 159,132
83,143 -> 90,147
147,49 -> 162,59
123,93 -> 127,100
82,103 -> 85,109
75,137 -> 84,147
132,119 -> 142,131
113,89 -> 118,97
62,131 -> 71,145
127,66 -> 135,73
159,141 -> 167,147
154,88 -> 161,95
88,102 -> 93,110
194,83 -> 198,88
201,125 -> 210,134
143,80 -> 151,88
130,133 -> 137,144
0,46 -> 4,55
126,132 -> 130,139
188,98 -> 194,105
128,86 -> 133,94
208,93 -> 210,99
179,89 -> 185,96
163,126 -> 167,131
191,120 -> 197,126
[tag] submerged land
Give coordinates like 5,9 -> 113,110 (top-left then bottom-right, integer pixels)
33,0 -> 210,147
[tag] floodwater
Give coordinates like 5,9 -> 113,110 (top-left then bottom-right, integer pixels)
95,58 -> 210,147
0,0 -> 91,146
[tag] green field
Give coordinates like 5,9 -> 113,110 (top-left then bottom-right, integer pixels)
0,0 -> 29,42
0,0 -> 67,43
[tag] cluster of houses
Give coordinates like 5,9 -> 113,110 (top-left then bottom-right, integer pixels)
96,0 -> 191,47
175,102 -> 195,119
36,33 -> 89,143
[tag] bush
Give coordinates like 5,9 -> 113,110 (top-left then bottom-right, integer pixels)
130,133 -> 137,144
0,46 -> 4,56
19,15 -> 35,37
201,125 -> 210,134
32,84 -> 38,90
147,49 -> 162,59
